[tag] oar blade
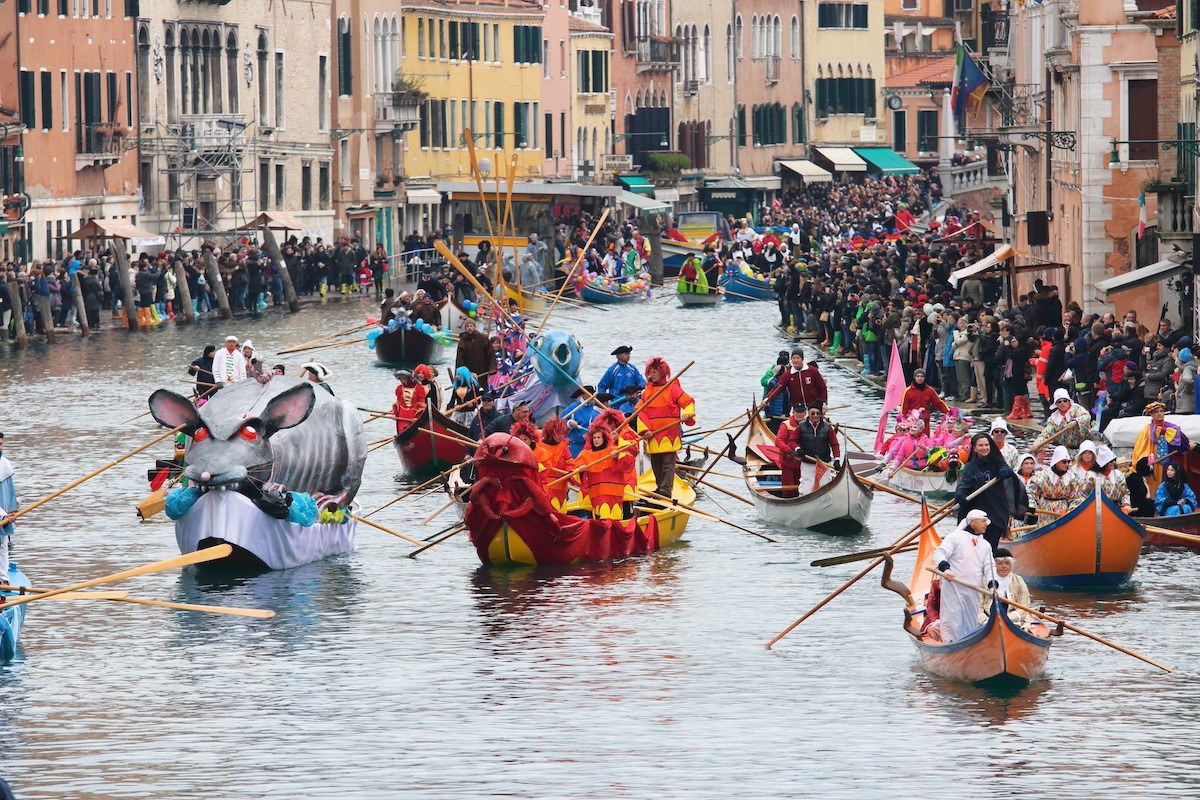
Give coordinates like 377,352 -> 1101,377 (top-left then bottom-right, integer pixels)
109,597 -> 276,618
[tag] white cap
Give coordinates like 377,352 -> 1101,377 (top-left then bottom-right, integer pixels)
1019,452 -> 1037,468
225,334 -> 239,342
965,509 -> 990,523
1051,445 -> 1072,465
990,418 -> 1010,433
1078,439 -> 1097,456
1053,388 -> 1071,403
301,362 -> 329,381
1097,445 -> 1118,468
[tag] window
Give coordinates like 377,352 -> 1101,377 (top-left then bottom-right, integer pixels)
726,25 -> 734,81
40,72 -> 52,130
901,0 -> 918,8
735,15 -> 743,59
19,71 -> 34,128
790,16 -> 800,58
301,162 -> 313,210
545,112 -> 553,157
514,102 -> 528,148
227,33 -> 239,113
736,103 -> 745,147
483,100 -> 492,147
319,162 -> 331,209
338,18 -> 353,96
449,19 -> 460,59
260,159 -> 271,210
543,39 -> 550,78
438,19 -> 445,59
1128,79 -> 1158,160
893,109 -> 907,153
340,140 -> 351,187
275,163 -> 285,208
18,0 -> 30,13
318,56 -> 328,129
60,71 -> 68,131
274,52 -> 284,127
57,0 -> 67,14
917,109 -> 937,152
752,103 -> 786,146
817,3 -> 868,30
140,159 -> 154,205
418,18 -> 426,58
814,77 -> 876,118
493,101 -> 505,145
123,0 -> 136,16
258,35 -> 269,121
493,25 -> 500,63
792,103 -> 805,144
37,0 -> 48,15
106,71 -> 117,122
482,23 -> 490,61
513,26 -> 543,64
125,72 -> 133,127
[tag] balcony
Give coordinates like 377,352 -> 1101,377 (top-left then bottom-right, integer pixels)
374,92 -> 422,132
636,36 -> 680,73
944,159 -> 1000,195
1155,183 -> 1195,245
764,56 -> 780,85
76,123 -> 126,170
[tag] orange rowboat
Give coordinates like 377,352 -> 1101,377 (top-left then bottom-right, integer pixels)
882,505 -> 1054,683
1006,491 -> 1146,589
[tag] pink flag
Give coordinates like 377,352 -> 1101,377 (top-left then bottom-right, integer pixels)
875,342 -> 907,452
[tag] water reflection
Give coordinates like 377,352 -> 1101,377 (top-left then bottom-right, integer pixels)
913,669 -> 1053,726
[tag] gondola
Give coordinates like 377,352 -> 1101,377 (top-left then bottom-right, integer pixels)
393,404 -> 474,476
463,432 -> 694,566
576,282 -> 649,305
719,268 -> 774,301
374,327 -> 447,367
742,414 -> 873,534
0,563 -> 31,662
1007,490 -> 1146,588
881,506 -> 1054,683
676,290 -> 722,307
1139,511 -> 1200,549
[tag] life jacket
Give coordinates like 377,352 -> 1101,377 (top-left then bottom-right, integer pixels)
798,419 -> 834,463
637,381 -> 695,454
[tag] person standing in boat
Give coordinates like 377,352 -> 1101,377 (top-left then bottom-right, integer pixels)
562,386 -> 604,458
989,418 -> 1019,470
900,369 -> 949,438
1025,446 -> 1084,527
977,548 -> 1034,630
933,509 -> 997,643
535,417 -> 576,512
212,334 -> 247,387
637,357 -> 697,500
301,362 -> 335,395
597,346 -> 645,398
575,418 -> 633,520
1030,388 -> 1092,454
0,433 -> 16,578
188,345 -> 218,400
775,347 -> 828,411
392,370 -> 428,434
954,433 -> 1024,551
1132,401 -> 1194,494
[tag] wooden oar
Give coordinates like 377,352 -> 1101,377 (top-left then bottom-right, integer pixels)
533,208 -> 611,338
811,543 -> 920,568
0,545 -> 234,610
10,425 -> 185,522
1142,523 -> 1200,547
19,591 -> 131,600
120,409 -> 154,425
722,288 -> 769,302
364,466 -> 462,517
277,320 -> 377,354
367,438 -> 394,454
0,584 -> 273,617
833,425 -> 869,453
350,514 -> 432,548
283,336 -> 368,355
765,478 -> 998,648
407,524 -> 466,558
926,568 -> 1174,673
635,489 -> 777,542
675,467 -> 754,506
677,463 -> 743,481
421,497 -> 458,525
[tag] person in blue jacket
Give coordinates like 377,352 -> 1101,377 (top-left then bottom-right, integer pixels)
597,345 -> 646,397
1155,461 -> 1197,517
561,385 -> 604,458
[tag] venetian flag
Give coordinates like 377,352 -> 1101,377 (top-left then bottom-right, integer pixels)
875,342 -> 907,453
1138,192 -> 1147,239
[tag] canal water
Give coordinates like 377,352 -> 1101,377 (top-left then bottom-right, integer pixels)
1,295 -> 1199,799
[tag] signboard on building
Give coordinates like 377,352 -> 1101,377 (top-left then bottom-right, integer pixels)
859,126 -> 879,143
602,154 -> 634,172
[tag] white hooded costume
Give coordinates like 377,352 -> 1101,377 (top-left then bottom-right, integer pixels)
932,509 -> 996,643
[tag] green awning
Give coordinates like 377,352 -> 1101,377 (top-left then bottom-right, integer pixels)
852,148 -> 920,175
616,175 -> 655,195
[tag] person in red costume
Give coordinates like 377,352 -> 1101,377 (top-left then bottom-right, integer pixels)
775,347 -> 828,411
575,416 -> 634,520
534,417 -> 576,511
636,357 -> 696,499
900,368 -> 949,437
391,369 -> 428,434
774,404 -> 807,498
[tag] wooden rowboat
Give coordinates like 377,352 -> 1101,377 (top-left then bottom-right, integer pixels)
0,563 -> 32,662
1139,511 -> 1200,549
882,505 -> 1054,683
676,290 -> 722,307
1007,490 -> 1146,588
742,414 -> 873,534
464,432 -> 693,566
393,405 -> 474,476
576,282 -> 648,305
374,327 -> 447,367
719,269 -> 774,301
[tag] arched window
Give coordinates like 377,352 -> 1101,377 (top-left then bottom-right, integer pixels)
734,16 -> 742,60
790,16 -> 799,59
337,17 -> 353,96
165,28 -> 177,122
701,25 -> 711,82
773,17 -> 781,59
210,28 -> 223,114
200,29 -> 211,114
226,31 -> 239,113
373,17 -> 383,92
137,26 -> 151,123
726,24 -> 733,82
257,32 -> 269,121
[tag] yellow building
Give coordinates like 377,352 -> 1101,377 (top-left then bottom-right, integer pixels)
802,1 -> 887,146
569,13 -> 613,182
400,0 -> 546,183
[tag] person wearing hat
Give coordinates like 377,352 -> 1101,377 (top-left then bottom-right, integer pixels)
241,340 -> 262,380
1030,388 -> 1092,454
485,399 -> 532,437
391,369 -> 427,434
465,392 -> 500,443
597,345 -> 645,397
1025,445 -> 1084,527
1094,445 -> 1131,512
1072,439 -> 1099,482
901,368 -> 949,438
976,548 -> 1035,630
562,385 -> 604,458
760,350 -> 792,432
931,509 -> 997,643
954,431 -> 1025,550
1176,346 -> 1196,415
611,384 -> 643,419
775,346 -> 828,412
212,334 -> 247,387
1132,401 -> 1193,493
300,362 -> 334,394
773,403 -> 809,498
988,418 -> 1019,470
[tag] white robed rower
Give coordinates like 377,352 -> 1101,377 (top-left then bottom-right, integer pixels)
933,509 -> 996,643
0,435 -> 16,577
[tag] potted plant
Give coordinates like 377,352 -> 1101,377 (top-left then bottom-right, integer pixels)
391,72 -> 429,106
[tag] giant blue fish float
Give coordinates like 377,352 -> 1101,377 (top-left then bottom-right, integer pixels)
148,378 -> 367,571
496,329 -> 585,422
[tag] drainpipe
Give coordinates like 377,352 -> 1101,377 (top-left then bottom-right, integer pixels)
798,0 -> 806,153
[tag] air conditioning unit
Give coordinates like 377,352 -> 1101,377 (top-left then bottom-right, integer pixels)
684,80 -> 699,95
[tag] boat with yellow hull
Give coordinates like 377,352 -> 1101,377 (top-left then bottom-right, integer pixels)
883,506 -> 1054,683
1007,491 -> 1146,588
464,432 -> 694,567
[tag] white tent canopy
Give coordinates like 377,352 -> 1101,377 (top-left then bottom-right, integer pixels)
948,244 -> 1019,287
776,160 -> 833,183
814,147 -> 867,172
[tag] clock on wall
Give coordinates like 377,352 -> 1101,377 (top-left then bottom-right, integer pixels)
886,95 -> 903,111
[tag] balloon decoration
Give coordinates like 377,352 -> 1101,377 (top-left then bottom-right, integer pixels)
579,269 -> 652,297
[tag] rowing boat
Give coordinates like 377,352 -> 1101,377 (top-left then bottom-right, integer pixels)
576,282 -> 649,305
1006,490 -> 1146,588
888,466 -> 958,500
374,327 -> 447,367
742,414 -> 873,534
676,290 -> 722,307
1139,510 -> 1200,549
0,563 -> 31,661
393,405 -> 474,476
464,433 -> 693,566
719,268 -> 774,301
882,505 -> 1054,683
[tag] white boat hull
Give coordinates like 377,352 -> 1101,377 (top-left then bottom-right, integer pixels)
750,467 -> 873,532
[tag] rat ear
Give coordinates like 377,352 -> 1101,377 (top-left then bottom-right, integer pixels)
260,382 -> 316,436
148,390 -> 202,432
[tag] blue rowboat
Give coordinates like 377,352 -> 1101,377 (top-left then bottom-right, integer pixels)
719,269 -> 774,301
578,283 -> 648,305
0,562 -> 31,662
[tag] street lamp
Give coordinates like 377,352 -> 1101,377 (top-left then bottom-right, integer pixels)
1109,138 -> 1200,167
613,131 -> 669,148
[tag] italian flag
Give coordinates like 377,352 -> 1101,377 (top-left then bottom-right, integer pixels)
1138,192 -> 1147,240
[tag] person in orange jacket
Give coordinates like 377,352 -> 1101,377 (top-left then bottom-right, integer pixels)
636,357 -> 696,499
534,417 -> 577,512
575,415 -> 633,520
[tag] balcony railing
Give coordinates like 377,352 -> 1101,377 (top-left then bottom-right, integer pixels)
997,83 -> 1044,128
636,36 -> 680,72
374,92 -> 421,131
945,159 -> 991,194
1156,185 -> 1195,241
76,123 -> 126,169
